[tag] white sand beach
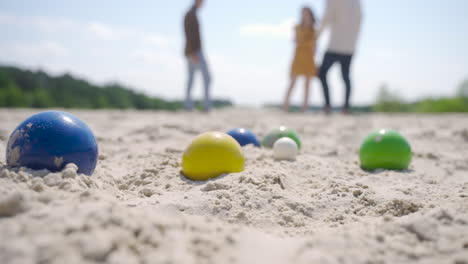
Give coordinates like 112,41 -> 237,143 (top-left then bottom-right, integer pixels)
0,109 -> 467,264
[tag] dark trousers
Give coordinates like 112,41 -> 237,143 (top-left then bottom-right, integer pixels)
319,51 -> 354,109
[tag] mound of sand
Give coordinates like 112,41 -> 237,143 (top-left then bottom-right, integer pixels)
0,109 -> 467,264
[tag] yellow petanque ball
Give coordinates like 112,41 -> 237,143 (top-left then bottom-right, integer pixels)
182,131 -> 245,181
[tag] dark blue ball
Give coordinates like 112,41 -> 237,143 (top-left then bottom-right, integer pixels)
227,128 -> 260,147
6,111 -> 98,175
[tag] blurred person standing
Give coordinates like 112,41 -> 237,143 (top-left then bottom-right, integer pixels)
283,7 -> 318,112
184,0 -> 211,111
317,0 -> 362,114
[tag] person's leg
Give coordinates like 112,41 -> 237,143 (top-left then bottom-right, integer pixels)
338,54 -> 353,112
301,77 -> 311,112
198,52 -> 212,111
185,58 -> 196,110
283,75 -> 297,112
319,52 -> 337,112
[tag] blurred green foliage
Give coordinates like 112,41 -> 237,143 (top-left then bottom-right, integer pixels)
457,78 -> 468,98
266,80 -> 468,113
2,65 -> 466,113
373,84 -> 411,112
374,82 -> 468,113
0,65 -> 233,110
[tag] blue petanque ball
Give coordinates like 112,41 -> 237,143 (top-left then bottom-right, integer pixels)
6,111 -> 98,175
227,128 -> 260,147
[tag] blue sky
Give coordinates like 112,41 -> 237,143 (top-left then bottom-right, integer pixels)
1,0 -> 468,106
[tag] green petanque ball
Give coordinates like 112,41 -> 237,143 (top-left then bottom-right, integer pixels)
359,129 -> 412,171
262,126 -> 301,149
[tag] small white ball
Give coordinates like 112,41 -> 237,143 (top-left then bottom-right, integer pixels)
273,137 -> 298,161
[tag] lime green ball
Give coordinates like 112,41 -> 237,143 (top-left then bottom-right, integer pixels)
359,129 -> 412,171
262,126 -> 301,149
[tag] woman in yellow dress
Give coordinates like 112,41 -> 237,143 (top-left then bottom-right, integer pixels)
283,7 -> 317,112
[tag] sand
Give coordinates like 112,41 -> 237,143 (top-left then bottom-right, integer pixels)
0,108 -> 467,264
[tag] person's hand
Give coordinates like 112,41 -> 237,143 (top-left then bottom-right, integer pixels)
189,54 -> 199,64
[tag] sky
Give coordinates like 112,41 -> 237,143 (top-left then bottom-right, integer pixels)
1,0 -> 468,106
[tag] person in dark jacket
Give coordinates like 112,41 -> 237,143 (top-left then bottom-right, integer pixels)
184,0 -> 211,111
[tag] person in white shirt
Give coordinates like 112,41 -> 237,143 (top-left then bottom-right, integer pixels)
317,0 -> 362,114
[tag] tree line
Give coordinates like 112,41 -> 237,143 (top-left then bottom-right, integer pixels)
0,65 -> 232,110
374,80 -> 468,113
266,79 -> 468,113
1,64 -> 467,112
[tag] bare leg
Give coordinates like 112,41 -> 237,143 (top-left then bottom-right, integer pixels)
283,76 -> 297,112
301,77 -> 311,112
